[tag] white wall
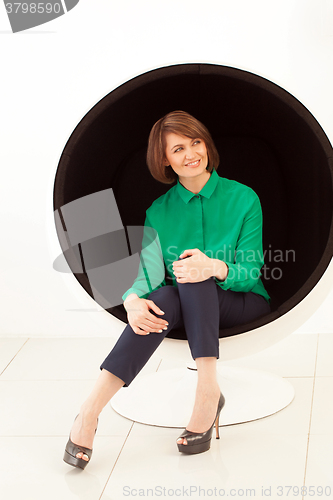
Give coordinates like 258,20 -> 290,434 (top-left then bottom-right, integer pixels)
0,0 -> 332,337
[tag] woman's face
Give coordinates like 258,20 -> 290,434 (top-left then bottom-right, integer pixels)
163,132 -> 209,181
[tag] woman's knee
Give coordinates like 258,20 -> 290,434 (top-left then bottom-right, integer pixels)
148,285 -> 178,302
148,286 -> 181,319
239,292 -> 271,325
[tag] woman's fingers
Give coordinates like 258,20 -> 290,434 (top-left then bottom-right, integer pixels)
129,319 -> 151,335
130,314 -> 167,331
127,298 -> 169,335
132,328 -> 148,335
130,315 -> 168,335
135,316 -> 168,332
173,260 -> 189,278
145,300 -> 168,327
133,323 -> 163,335
134,327 -> 150,336
147,310 -> 168,324
146,299 -> 165,316
145,318 -> 168,331
179,249 -> 197,259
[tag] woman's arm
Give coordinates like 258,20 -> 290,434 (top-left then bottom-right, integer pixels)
123,292 -> 168,335
173,192 -> 265,291
122,218 -> 168,335
215,193 -> 265,293
122,214 -> 166,302
211,260 -> 229,282
172,250 -> 229,283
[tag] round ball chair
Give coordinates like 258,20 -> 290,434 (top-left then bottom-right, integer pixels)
53,63 -> 333,427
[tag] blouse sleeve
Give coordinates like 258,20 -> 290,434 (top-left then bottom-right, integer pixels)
215,192 -> 265,293
122,214 -> 166,302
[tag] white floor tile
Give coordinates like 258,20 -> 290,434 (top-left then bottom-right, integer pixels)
158,334 -> 318,378
128,377 -> 313,437
0,338 -> 28,374
0,338 -> 114,381
0,379 -> 132,437
316,334 -> 333,377
309,377 -> 333,434
157,354 -> 187,372
0,337 -> 162,381
224,377 -> 313,435
0,436 -> 124,500
0,333 -> 325,500
305,434 -> 333,488
221,333 -> 318,378
131,421 -> 180,436
102,431 -> 308,498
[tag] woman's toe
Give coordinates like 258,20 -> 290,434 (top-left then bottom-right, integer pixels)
76,452 -> 89,461
177,437 -> 187,445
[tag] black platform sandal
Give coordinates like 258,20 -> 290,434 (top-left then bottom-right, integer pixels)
177,392 -> 225,455
63,415 -> 98,469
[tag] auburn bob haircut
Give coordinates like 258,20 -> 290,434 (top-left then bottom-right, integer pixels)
146,110 -> 220,184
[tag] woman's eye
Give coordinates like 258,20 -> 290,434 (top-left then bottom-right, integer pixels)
175,147 -> 182,153
193,140 -> 201,145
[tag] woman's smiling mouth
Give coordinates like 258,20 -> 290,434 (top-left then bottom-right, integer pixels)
185,159 -> 201,168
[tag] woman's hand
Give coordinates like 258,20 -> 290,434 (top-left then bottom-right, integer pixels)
124,296 -> 169,335
172,249 -> 228,283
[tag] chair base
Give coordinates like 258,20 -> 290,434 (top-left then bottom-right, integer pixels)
110,365 -> 295,427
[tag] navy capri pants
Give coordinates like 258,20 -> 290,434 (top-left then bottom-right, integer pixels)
100,277 -> 271,387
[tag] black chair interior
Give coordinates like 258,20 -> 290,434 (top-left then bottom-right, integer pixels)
54,64 -> 333,340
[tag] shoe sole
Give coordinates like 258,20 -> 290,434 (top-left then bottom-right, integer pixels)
63,449 -> 89,469
177,438 -> 211,454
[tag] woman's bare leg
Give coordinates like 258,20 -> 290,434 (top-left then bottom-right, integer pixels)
70,368 -> 124,461
177,356 -> 220,446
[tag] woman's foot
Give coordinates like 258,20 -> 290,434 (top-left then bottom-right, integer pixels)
69,411 -> 99,461
177,385 -> 221,446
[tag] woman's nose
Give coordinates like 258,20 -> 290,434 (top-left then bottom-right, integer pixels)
185,148 -> 195,159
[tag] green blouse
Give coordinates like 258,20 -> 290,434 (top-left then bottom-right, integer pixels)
122,169 -> 270,304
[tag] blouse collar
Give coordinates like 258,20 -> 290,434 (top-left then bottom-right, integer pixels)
176,169 -> 219,204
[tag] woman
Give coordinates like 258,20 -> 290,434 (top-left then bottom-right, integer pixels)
63,110 -> 271,467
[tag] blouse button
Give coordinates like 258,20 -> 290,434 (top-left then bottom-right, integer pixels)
196,195 -> 200,199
